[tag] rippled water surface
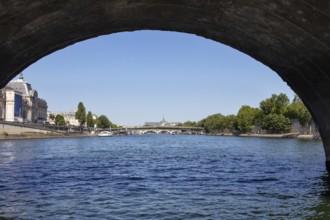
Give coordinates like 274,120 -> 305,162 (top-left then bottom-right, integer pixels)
0,135 -> 329,219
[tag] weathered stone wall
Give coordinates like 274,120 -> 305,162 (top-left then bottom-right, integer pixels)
290,119 -> 318,135
0,123 -> 48,135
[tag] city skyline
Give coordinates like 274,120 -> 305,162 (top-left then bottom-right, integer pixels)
21,30 -> 294,126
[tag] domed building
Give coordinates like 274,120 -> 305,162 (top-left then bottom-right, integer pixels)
144,117 -> 178,127
0,73 -> 48,123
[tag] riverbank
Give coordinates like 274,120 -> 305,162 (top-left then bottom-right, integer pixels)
209,132 -> 320,140
240,133 -> 319,139
0,132 -> 94,141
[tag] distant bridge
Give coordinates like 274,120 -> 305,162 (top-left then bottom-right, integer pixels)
112,126 -> 205,135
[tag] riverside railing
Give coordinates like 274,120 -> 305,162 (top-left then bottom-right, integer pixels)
0,121 -> 82,133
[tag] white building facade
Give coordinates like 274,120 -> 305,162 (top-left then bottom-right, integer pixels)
0,73 -> 48,123
47,111 -> 80,126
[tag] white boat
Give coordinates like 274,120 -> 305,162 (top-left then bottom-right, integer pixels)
97,131 -> 113,137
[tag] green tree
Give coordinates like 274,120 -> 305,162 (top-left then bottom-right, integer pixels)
260,93 -> 289,115
55,114 -> 66,126
197,118 -> 206,128
236,105 -> 260,133
86,111 -> 94,128
260,113 -> 291,133
284,95 -> 312,126
96,115 -> 117,129
224,114 -> 237,131
75,102 -> 86,127
181,121 -> 198,127
202,114 -> 226,133
292,94 -> 301,103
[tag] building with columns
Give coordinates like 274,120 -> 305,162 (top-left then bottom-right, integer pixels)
0,73 -> 48,123
0,87 -> 23,122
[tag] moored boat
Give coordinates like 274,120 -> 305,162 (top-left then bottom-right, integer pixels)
97,131 -> 113,137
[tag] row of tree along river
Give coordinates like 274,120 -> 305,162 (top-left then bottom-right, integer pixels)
178,93 -> 314,135
50,94 -> 314,136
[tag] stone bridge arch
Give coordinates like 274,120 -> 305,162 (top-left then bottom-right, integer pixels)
1,1 -> 330,168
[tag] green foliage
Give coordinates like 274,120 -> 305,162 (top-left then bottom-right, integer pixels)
236,105 -> 260,133
224,114 -> 237,131
55,114 -> 66,126
260,93 -> 289,115
284,95 -> 312,126
188,93 -> 312,135
260,113 -> 291,133
180,121 -> 198,127
96,115 -> 117,129
197,118 -> 206,128
202,113 -> 226,133
75,102 -> 86,126
86,111 -> 94,128
257,93 -> 293,133
292,94 -> 301,103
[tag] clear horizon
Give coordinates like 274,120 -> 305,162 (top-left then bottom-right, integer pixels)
21,30 -> 294,126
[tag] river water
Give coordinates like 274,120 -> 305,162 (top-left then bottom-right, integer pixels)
0,135 -> 329,219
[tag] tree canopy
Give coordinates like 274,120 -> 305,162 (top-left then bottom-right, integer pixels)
224,114 -> 237,132
260,113 -> 291,133
194,93 -> 312,134
97,115 -> 117,129
259,93 -> 289,115
178,121 -> 199,127
236,105 -> 260,133
75,102 -> 86,126
284,95 -> 312,126
55,114 -> 66,126
86,111 -> 94,128
203,114 -> 226,133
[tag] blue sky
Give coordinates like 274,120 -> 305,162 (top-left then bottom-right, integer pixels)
22,30 -> 294,126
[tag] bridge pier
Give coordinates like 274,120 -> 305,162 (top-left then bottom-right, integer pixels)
324,142 -> 330,173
